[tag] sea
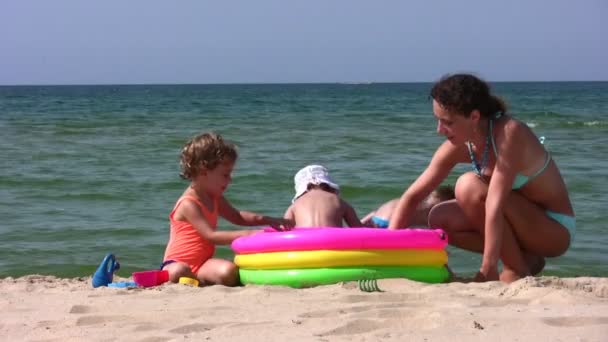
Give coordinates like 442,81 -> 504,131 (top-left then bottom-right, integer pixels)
1,82 -> 607,279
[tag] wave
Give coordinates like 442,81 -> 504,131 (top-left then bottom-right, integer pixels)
583,121 -> 606,127
524,120 -> 608,129
565,120 -> 608,128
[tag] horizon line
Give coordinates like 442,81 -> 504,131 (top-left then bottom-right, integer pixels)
1,80 -> 607,87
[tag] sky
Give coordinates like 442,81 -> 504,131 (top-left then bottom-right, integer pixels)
1,0 -> 606,85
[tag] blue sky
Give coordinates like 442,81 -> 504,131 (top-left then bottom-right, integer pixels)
1,1 -> 606,85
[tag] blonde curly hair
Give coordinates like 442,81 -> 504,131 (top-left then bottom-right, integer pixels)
179,132 -> 238,180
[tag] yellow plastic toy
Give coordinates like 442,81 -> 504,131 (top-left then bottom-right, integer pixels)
178,277 -> 199,287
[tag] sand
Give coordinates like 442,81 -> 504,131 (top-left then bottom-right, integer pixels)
1,275 -> 607,341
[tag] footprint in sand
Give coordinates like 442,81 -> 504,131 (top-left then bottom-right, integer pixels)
169,323 -> 218,334
136,337 -> 172,342
169,320 -> 273,334
316,319 -> 385,336
133,323 -> 157,332
76,315 -> 132,326
35,320 -> 61,328
69,305 -> 93,314
341,293 -> 424,304
226,321 -> 274,329
299,303 -> 408,319
176,306 -> 232,320
542,316 -> 608,327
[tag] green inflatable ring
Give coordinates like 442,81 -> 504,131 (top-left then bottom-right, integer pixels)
239,266 -> 449,288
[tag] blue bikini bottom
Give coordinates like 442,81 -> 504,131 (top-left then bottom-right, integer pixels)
546,210 -> 576,243
372,211 -> 574,243
371,216 -> 389,229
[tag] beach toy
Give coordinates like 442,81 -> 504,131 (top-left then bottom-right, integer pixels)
232,228 -> 447,254
239,266 -> 449,288
108,281 -> 138,288
232,227 -> 450,288
132,270 -> 169,288
92,253 -> 120,288
235,249 -> 447,269
179,277 -> 200,287
358,279 -> 383,293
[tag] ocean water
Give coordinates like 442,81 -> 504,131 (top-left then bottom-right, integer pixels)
1,82 -> 607,279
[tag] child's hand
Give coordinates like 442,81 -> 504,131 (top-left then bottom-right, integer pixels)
362,219 -> 377,228
267,217 -> 294,231
246,229 -> 263,236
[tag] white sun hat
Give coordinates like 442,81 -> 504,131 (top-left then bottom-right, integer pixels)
293,165 -> 340,202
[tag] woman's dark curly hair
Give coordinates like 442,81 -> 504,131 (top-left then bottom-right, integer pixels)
430,73 -> 507,118
179,132 -> 238,180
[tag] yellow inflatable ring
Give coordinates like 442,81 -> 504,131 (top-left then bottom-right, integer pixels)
234,249 -> 447,270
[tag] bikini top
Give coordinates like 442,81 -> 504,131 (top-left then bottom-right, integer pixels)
467,112 -> 551,190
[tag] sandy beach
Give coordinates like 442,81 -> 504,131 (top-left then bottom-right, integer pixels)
2,275 -> 607,341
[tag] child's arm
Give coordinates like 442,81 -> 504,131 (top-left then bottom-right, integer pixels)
360,210 -> 376,226
219,196 -> 293,230
178,199 -> 255,245
283,205 -> 296,227
343,202 -> 363,228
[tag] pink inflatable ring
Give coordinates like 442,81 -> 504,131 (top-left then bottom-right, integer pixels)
231,227 -> 447,254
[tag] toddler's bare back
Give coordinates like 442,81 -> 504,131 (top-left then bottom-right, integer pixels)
291,189 -> 348,227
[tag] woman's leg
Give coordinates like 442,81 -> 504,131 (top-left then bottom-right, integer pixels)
456,173 -> 533,281
444,172 -> 571,280
455,172 -> 570,257
428,199 -> 484,253
197,258 -> 240,286
432,173 -> 533,281
501,190 -> 570,257
499,190 -> 570,280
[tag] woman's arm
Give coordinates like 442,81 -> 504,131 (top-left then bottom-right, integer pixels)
479,124 -> 520,278
389,141 -> 462,230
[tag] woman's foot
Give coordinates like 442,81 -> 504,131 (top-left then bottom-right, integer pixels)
524,254 -> 546,276
499,268 -> 524,283
499,260 -> 536,283
474,265 -> 500,282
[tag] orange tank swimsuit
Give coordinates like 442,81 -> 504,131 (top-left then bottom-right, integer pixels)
163,195 -> 218,274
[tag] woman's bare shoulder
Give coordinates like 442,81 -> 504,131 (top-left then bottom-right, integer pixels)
434,140 -> 468,165
500,115 -> 535,139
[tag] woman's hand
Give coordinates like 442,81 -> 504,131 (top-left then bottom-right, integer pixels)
474,263 -> 499,282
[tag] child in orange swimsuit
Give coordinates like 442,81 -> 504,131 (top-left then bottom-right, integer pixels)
162,132 -> 292,286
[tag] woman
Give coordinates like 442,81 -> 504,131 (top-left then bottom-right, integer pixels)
388,74 -> 574,282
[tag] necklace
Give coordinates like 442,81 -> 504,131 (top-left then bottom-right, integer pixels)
467,133 -> 491,177
468,114 -> 504,177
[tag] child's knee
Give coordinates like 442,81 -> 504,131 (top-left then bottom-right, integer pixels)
167,263 -> 191,283
216,263 -> 240,286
